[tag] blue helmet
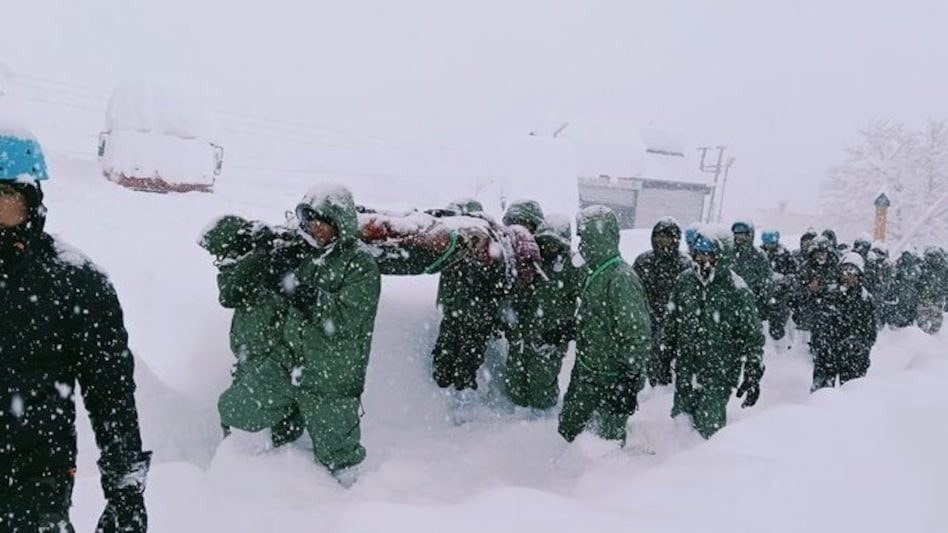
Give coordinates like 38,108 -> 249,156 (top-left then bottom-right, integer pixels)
684,227 -> 698,247
761,230 -> 780,245
0,133 -> 49,182
693,234 -> 715,253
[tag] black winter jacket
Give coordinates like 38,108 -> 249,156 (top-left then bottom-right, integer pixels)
0,233 -> 145,487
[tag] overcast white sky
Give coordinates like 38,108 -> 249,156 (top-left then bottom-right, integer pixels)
4,0 -> 948,216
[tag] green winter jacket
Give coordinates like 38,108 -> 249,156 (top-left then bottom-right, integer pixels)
219,249 -> 291,367
663,235 -> 765,391
283,186 -> 381,397
509,218 -> 581,345
436,236 -> 507,330
574,207 -> 651,381
200,215 -> 292,369
731,220 -> 773,312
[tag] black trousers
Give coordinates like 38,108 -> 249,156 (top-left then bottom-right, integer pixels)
0,471 -> 75,532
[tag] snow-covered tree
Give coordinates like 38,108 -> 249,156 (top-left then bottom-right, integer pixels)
821,118 -> 948,247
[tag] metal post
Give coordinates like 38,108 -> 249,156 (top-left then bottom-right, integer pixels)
715,157 -> 736,222
698,146 -> 726,222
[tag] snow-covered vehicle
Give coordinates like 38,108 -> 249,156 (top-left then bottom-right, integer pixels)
97,80 -> 223,193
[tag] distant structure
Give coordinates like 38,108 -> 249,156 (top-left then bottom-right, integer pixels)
576,132 -> 713,230
98,80 -> 223,193
579,174 -> 712,230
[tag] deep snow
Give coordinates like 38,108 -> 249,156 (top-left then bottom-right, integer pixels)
26,152 -> 947,532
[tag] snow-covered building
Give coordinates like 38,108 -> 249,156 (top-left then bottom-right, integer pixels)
579,173 -> 712,230
569,124 -> 713,229
98,80 -> 223,193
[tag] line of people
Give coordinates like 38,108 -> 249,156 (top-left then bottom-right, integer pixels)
199,190 -> 774,482
7,123 -> 943,529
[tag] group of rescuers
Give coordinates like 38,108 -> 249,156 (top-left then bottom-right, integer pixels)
198,182 -> 888,486
0,129 -> 894,531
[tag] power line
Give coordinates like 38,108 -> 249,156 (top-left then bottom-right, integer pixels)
5,71 -> 486,181
11,72 -> 477,158
4,92 -> 104,114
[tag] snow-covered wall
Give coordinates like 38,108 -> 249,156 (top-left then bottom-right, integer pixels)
101,130 -> 218,186
102,81 -> 219,185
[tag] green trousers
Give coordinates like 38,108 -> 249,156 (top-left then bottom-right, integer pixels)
218,357 -> 366,472
672,379 -> 732,439
505,339 -> 566,409
558,371 -> 628,443
432,310 -> 496,390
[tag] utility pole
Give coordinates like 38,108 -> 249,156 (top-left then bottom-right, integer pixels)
715,156 -> 736,222
698,146 -> 727,222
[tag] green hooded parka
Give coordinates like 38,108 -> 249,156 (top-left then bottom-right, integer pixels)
557,206 -> 651,443
505,216 -> 582,410
662,232 -> 765,438
217,185 -> 381,474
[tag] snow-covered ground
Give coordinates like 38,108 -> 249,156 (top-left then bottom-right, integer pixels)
31,152 -> 948,532
3,2 -> 946,529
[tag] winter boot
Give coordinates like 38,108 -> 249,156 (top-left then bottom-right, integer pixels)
448,387 -> 481,425
332,465 -> 360,489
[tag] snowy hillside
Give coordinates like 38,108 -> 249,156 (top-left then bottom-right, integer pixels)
27,154 -> 945,532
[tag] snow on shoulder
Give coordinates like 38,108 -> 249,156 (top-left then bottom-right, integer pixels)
51,235 -> 103,274
730,270 -> 750,290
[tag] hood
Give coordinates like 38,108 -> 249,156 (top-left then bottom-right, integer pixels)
576,205 -> 620,268
651,216 -> 682,253
502,199 -> 545,232
0,180 -> 47,268
808,235 -> 833,255
731,219 -> 756,248
296,184 -> 359,246
534,214 -> 571,251
924,246 -> 946,268
446,197 -> 484,216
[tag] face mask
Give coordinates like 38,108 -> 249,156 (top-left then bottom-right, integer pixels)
0,222 -> 33,269
692,251 -> 716,284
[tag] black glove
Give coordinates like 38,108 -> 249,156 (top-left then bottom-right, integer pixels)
607,368 -> 643,416
268,244 -> 306,288
96,451 -> 151,533
283,279 -> 323,311
736,362 -> 763,408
